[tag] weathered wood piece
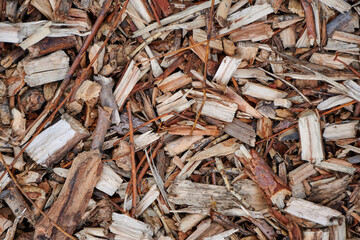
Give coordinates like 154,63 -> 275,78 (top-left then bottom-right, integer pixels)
242,82 -> 287,101
34,150 -> 102,239
213,56 -> 242,86
25,114 -> 89,167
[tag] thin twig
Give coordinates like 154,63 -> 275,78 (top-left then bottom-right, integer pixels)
127,102 -> 138,218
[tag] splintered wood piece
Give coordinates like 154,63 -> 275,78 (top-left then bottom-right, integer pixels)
134,131 -> 164,150
89,42 -> 105,75
257,117 -> 273,139
186,138 -> 240,162
157,91 -> 195,121
213,56 -> 242,86
167,125 -> 220,136
23,50 -> 70,87
284,197 -> 343,226
133,0 -> 220,37
26,114 -> 89,167
135,185 -> 159,217
179,214 -> 207,233
110,213 -> 153,239
31,0 -> 53,19
323,121 -> 359,141
288,163 -> 317,185
19,21 -> 52,50
219,3 -> 274,35
96,164 -> 123,196
333,31 -> 360,45
298,110 -> 324,163
234,68 -> 273,81
193,99 -> 237,123
229,23 -> 274,42
317,95 -> 354,111
34,150 -> 102,239
114,60 -> 141,109
223,118 -> 256,147
235,147 -> 291,209
164,135 -> 204,157
157,71 -> 192,92
310,53 -> 354,70
242,82 -> 287,101
319,0 -> 351,13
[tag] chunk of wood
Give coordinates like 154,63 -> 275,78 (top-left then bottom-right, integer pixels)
134,131 -> 164,150
234,68 -> 273,81
193,29 -> 223,52
26,113 -> 89,167
242,82 -> 287,101
323,121 -> 358,141
186,138 -> 240,162
310,53 -> 354,70
229,23 -> 274,42
179,214 -> 207,233
193,99 -> 237,123
34,150 -> 102,239
298,110 -> 324,163
315,159 -> 356,175
333,31 -> 360,45
75,80 -> 102,102
280,27 -> 296,48
23,50 -> 70,87
223,118 -> 256,147
284,197 -> 343,226
317,95 -> 354,111
28,36 -> 77,58
89,41 -> 105,75
257,117 -> 273,139
96,164 -> 123,196
114,60 -> 141,109
158,71 -> 192,92
236,42 -> 259,62
157,91 -> 195,121
167,125 -> 220,136
288,163 -> 317,185
308,176 -> 350,203
110,213 -> 153,240
216,0 -> 231,27
235,147 -> 291,209
213,56 -> 242,86
225,87 -> 262,119
164,135 -> 204,157
168,179 -> 267,212
135,185 -> 160,217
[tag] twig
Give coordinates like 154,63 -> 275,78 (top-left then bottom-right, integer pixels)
300,0 -> 316,45
127,101 -> 138,218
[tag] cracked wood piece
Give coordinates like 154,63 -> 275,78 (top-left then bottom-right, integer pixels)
213,56 -> 242,86
317,95 -> 354,111
186,138 -> 240,162
315,159 -> 356,175
23,50 -> 70,87
333,31 -> 360,45
298,110 -> 324,163
26,113 -> 89,167
242,82 -> 287,101
284,197 -> 343,226
235,147 -> 291,209
34,150 -> 102,239
225,87 -> 262,118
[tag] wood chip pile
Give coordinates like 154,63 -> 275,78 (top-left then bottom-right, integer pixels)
0,0 -> 360,239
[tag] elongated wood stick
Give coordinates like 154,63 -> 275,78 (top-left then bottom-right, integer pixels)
127,102 -> 138,217
300,0 -> 316,45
